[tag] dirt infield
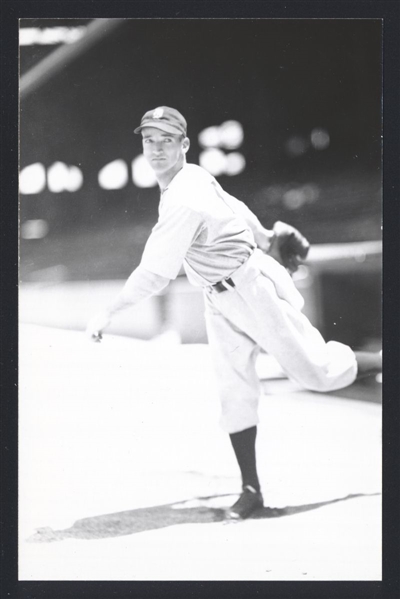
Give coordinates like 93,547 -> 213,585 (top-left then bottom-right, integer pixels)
19,325 -> 381,580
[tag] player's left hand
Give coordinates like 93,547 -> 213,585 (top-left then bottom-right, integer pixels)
85,309 -> 111,342
267,221 -> 310,274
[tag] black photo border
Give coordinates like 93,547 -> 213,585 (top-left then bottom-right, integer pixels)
1,2 -> 399,598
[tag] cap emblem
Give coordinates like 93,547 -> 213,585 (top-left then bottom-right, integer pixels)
152,108 -> 164,119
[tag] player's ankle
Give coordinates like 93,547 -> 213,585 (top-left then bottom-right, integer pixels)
243,482 -> 261,493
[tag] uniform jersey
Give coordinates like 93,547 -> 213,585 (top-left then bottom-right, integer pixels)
140,164 -> 257,286
138,163 -> 357,434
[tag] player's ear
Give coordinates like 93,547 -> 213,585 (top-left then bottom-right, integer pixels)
182,136 -> 190,154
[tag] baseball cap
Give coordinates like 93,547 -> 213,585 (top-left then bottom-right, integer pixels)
134,106 -> 187,136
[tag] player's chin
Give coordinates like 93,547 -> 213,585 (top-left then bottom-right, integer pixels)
150,161 -> 170,174
151,158 -> 168,167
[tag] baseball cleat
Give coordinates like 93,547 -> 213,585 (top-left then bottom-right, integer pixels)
226,485 -> 264,520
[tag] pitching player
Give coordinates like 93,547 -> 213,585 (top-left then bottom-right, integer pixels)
86,106 -> 382,519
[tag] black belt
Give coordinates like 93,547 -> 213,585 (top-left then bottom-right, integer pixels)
211,277 -> 236,293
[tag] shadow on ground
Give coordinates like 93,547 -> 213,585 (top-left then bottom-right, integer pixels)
27,492 -> 380,543
325,377 -> 382,404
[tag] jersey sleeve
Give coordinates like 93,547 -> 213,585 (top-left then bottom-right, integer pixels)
140,204 -> 205,279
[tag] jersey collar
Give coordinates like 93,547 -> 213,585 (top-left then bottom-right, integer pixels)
160,163 -> 187,194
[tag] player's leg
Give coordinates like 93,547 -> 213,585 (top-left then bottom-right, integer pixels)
204,295 -> 264,519
228,426 -> 264,519
212,261 -> 360,393
256,252 -> 382,380
354,350 -> 382,378
229,426 -> 260,494
251,255 -> 382,383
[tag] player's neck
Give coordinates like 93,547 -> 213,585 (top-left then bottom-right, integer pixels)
157,159 -> 186,192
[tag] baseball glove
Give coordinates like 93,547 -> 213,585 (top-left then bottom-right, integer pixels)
267,221 -> 310,274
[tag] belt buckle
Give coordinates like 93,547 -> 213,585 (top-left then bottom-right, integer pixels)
211,276 -> 236,294
221,277 -> 235,292
212,281 -> 226,293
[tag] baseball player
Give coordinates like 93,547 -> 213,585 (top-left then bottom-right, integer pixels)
86,106 -> 382,520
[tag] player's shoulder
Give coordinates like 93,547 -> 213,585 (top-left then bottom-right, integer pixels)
167,164 -> 215,211
179,163 -> 215,186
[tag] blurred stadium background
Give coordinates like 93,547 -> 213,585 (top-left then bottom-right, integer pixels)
19,18 -> 382,349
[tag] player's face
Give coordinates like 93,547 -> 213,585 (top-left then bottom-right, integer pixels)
141,128 -> 188,176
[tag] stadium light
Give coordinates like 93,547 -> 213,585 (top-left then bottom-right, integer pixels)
65,166 -> 84,192
98,159 -> 128,190
198,120 -> 244,150
199,148 -> 227,176
132,155 -> 158,188
219,121 -> 244,150
47,162 -> 83,193
19,163 -> 46,194
19,27 -> 87,46
225,152 -> 246,176
282,188 -> 307,210
198,126 -> 221,149
311,128 -> 330,150
21,219 -> 49,239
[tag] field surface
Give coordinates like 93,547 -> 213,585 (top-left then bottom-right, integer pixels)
19,324 -> 381,581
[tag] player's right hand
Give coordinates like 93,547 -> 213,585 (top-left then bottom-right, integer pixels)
85,309 -> 111,342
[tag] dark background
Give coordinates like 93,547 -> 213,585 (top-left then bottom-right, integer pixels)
19,18 -> 382,281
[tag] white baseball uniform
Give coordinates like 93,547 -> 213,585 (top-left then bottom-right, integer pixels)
132,163 -> 357,433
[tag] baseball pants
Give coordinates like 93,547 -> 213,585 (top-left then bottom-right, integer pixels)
204,250 -> 357,434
